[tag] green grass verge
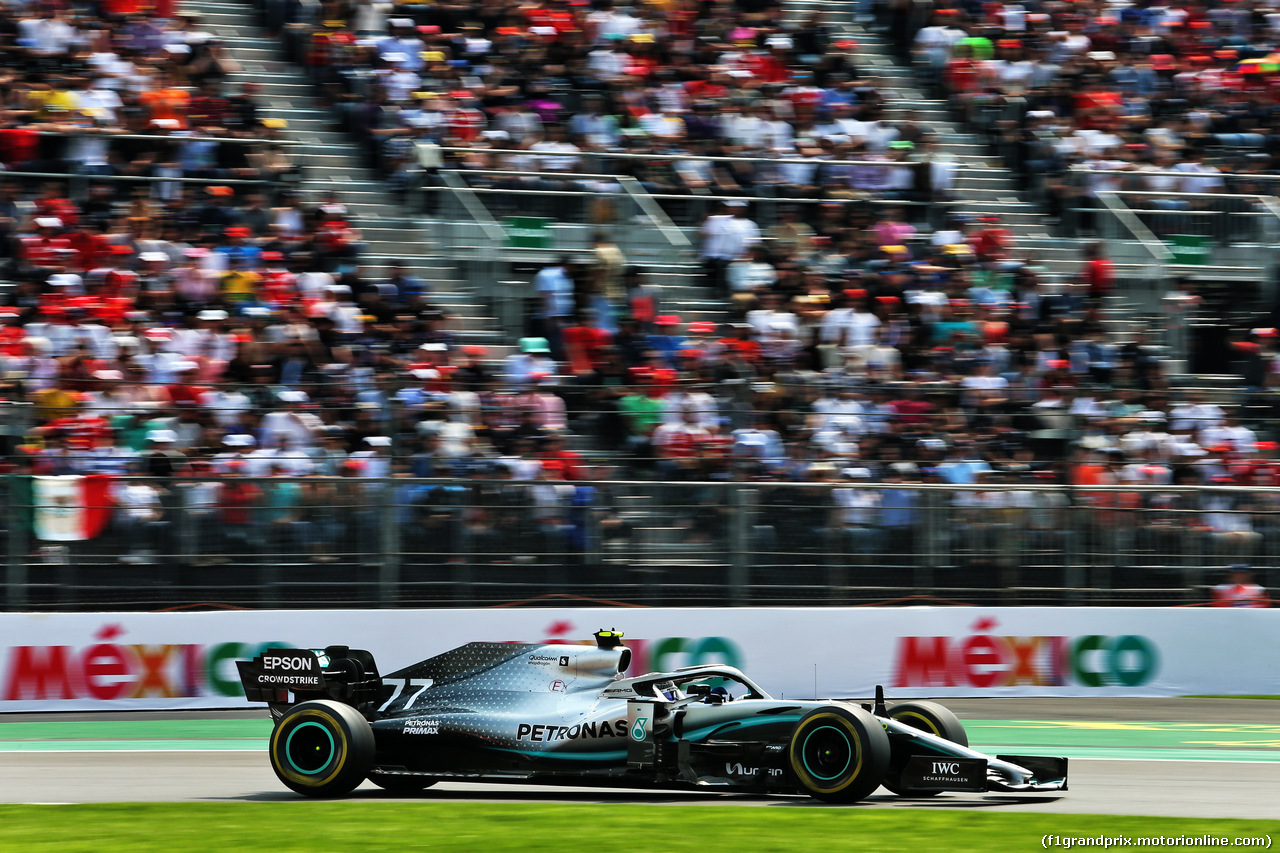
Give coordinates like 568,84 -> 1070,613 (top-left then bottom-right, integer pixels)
0,804 -> 1275,852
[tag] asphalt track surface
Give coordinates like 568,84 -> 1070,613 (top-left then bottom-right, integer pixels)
2,699 -> 1278,818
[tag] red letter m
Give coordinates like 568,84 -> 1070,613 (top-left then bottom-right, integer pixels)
892,637 -> 953,687
5,646 -> 76,700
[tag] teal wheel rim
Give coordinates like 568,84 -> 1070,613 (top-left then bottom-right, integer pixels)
801,725 -> 854,781
285,721 -> 336,775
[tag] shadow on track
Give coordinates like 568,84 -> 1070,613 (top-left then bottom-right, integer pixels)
212,788 -> 1065,809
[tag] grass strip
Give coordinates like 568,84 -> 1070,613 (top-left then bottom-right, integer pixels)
0,804 -> 1276,852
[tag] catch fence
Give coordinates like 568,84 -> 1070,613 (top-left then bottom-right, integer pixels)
5,477 -> 1273,611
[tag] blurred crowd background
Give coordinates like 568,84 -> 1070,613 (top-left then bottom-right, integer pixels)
0,0 -> 1276,607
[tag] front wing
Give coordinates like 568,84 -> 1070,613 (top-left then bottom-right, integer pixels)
883,716 -> 1068,793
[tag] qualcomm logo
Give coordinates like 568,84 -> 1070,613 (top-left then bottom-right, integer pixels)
630,717 -> 648,742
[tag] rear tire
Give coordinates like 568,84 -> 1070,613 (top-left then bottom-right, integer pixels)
882,701 -> 968,797
269,700 -> 375,797
788,704 -> 890,803
367,772 -> 438,793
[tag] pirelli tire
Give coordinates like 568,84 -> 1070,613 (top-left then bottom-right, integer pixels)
269,700 -> 375,797
367,771 -> 439,793
881,701 -> 969,797
787,704 -> 891,803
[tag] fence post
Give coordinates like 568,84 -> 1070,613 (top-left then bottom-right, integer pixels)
1064,487 -> 1085,605
729,484 -> 751,606
6,473 -> 26,611
919,487 -> 944,589
584,486 -> 602,568
379,480 -> 400,607
453,487 -> 474,605
499,278 -> 525,339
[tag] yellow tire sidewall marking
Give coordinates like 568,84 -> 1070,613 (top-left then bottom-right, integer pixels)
892,710 -> 942,736
789,712 -> 865,795
271,708 -> 349,788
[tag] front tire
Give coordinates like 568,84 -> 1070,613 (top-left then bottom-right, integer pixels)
788,704 -> 890,803
269,700 -> 375,797
882,701 -> 968,797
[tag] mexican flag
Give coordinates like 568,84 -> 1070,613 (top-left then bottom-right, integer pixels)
33,476 -> 113,541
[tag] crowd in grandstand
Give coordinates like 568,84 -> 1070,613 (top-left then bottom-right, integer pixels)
901,0 -> 1280,231
281,0 -> 964,205
0,0 -> 1276,580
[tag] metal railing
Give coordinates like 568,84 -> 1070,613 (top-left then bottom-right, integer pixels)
5,476 -> 1276,611
32,129 -> 305,146
0,169 -> 290,206
1059,168 -> 1280,244
6,373 -> 1279,427
436,146 -> 960,171
0,129 -> 302,203
425,173 -> 945,264
1095,192 -> 1175,262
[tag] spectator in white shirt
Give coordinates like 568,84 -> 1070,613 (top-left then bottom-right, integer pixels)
1169,391 -> 1225,432
1199,411 -> 1257,455
700,200 -> 760,294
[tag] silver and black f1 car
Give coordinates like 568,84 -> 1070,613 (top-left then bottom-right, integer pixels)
237,631 -> 1067,802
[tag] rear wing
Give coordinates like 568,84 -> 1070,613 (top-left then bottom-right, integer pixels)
237,646 -> 389,710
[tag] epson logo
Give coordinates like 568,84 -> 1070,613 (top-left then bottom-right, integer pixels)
932,762 -> 961,775
263,655 -> 313,671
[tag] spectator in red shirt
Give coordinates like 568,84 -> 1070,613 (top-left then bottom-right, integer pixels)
1211,565 -> 1270,608
0,308 -> 25,356
970,215 -> 1013,263
539,431 -> 585,481
0,127 -> 41,169
188,79 -> 232,131
166,361 -> 206,408
890,385 -> 934,429
33,182 -> 80,230
218,459 -> 262,556
1073,78 -> 1124,131
562,310 -> 614,377
1082,242 -> 1114,305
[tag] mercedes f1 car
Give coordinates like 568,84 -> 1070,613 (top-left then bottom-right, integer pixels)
237,631 -> 1067,802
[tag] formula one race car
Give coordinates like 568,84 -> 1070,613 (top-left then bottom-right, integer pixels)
237,631 -> 1067,802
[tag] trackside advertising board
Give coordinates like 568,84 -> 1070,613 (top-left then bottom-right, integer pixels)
0,608 -> 1276,711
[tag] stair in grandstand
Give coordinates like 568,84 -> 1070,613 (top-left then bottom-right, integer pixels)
838,31 -> 1267,376
782,3 -> 1225,293
197,0 -> 727,352
189,0 -> 506,345
781,1 -> 1267,381
780,1 -> 1109,293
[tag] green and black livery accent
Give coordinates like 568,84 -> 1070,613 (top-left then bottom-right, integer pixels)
239,631 -> 1068,802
